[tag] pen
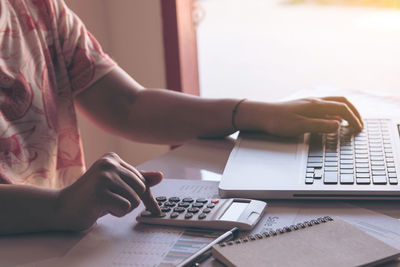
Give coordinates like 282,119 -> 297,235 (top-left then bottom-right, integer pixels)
176,227 -> 239,267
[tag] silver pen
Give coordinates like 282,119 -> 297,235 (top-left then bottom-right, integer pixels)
176,227 -> 239,267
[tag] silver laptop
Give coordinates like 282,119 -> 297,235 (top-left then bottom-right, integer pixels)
219,118 -> 400,199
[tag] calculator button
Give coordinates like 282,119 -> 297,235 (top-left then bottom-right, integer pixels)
202,208 -> 211,213
173,207 -> 185,213
156,196 -> 167,202
196,198 -> 208,204
187,207 -> 200,213
141,211 -> 166,217
211,199 -> 219,204
182,198 -> 194,203
198,213 -> 207,220
178,202 -> 190,208
161,207 -> 171,213
185,213 -> 193,219
206,204 -> 215,209
192,203 -> 204,208
168,197 -> 180,202
164,202 -> 176,207
170,212 -> 179,218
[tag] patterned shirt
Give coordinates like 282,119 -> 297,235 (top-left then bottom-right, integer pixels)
0,0 -> 116,188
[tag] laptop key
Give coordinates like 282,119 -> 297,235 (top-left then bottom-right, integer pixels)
388,168 -> 396,173
372,166 -> 385,171
325,157 -> 338,162
388,173 -> 397,178
306,173 -> 314,178
340,164 -> 354,169
340,151 -> 353,155
324,172 -> 338,184
340,160 -> 353,165
356,168 -> 370,173
308,157 -> 323,163
325,152 -> 338,157
389,178 -> 398,185
325,167 -> 338,172
314,169 -> 323,179
372,176 -> 387,184
371,161 -> 385,166
369,143 -> 382,148
356,173 -> 370,178
307,162 -> 323,168
325,162 -> 338,167
372,171 -> 386,176
355,150 -> 368,154
356,178 -> 371,184
305,178 -> 313,184
341,169 -> 354,174
306,168 -> 314,173
309,150 -> 323,157
341,155 -> 353,160
356,163 -> 369,168
356,158 -> 369,163
340,174 -> 354,184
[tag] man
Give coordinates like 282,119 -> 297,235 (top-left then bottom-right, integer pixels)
0,0 -> 363,235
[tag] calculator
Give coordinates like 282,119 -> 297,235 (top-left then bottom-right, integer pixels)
136,196 -> 267,230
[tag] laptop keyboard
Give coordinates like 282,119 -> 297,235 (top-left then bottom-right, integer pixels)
306,119 -> 398,185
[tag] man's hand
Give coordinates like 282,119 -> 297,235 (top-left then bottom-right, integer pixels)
56,152 -> 162,231
235,96 -> 364,137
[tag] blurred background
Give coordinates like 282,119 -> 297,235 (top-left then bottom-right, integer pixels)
66,0 -> 400,168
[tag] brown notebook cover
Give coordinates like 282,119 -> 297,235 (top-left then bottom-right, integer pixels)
212,216 -> 400,267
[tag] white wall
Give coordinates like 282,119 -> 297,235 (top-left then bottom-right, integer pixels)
65,0 -> 169,168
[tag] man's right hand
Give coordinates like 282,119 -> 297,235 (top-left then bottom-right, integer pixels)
56,152 -> 163,231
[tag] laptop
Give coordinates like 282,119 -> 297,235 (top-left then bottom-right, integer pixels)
219,118 -> 400,199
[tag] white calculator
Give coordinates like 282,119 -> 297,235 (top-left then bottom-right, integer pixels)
136,196 -> 267,230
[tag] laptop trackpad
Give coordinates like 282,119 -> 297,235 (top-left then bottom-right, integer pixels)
221,133 -> 305,189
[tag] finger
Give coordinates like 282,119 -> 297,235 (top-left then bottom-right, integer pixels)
119,160 -> 147,185
117,159 -> 162,215
103,191 -> 131,218
314,100 -> 362,131
325,115 -> 343,122
140,171 -> 163,187
107,173 -> 141,213
322,96 -> 364,127
117,165 -> 161,214
298,117 -> 340,134
140,185 -> 161,215
136,171 -> 164,215
117,166 -> 147,196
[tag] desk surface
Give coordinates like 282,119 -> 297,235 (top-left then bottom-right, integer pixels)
2,89 -> 400,266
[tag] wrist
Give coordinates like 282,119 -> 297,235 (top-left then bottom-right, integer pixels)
234,100 -> 273,132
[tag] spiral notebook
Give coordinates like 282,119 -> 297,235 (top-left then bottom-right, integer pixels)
212,216 -> 400,267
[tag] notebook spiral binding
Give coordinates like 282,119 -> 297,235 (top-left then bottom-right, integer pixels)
219,216 -> 334,247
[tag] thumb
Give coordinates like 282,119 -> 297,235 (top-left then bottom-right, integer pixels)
140,171 -> 163,187
300,118 -> 340,134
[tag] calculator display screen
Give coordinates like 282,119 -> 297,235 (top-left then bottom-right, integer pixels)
219,202 -> 248,221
